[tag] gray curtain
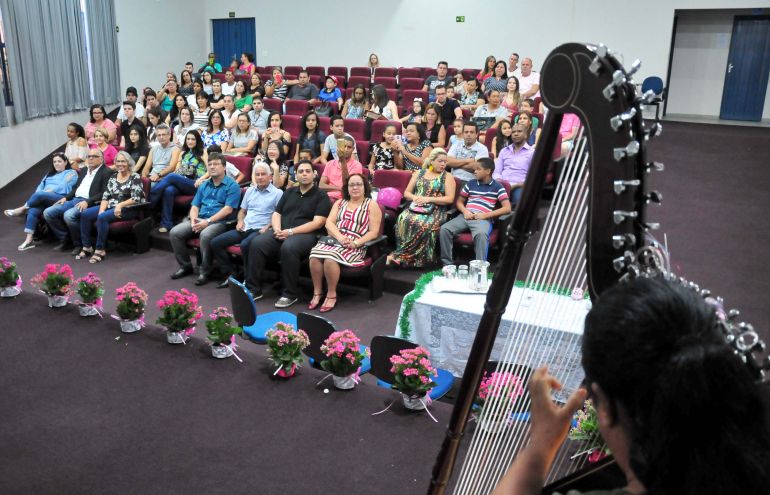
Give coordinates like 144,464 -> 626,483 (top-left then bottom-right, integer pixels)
0,72 -> 8,127
85,0 -> 120,105
0,0 -> 90,123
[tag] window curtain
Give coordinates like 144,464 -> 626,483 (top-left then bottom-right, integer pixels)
0,75 -> 8,127
85,0 -> 120,105
0,0 -> 90,123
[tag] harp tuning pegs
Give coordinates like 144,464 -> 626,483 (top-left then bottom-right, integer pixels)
637,89 -> 657,105
612,233 -> 636,250
643,222 -> 660,231
612,250 -> 636,273
603,70 -> 627,101
613,179 -> 641,194
610,108 -> 637,131
644,191 -> 663,204
589,44 -> 610,75
626,59 -> 642,78
727,309 -> 741,321
613,210 -> 638,224
645,161 -> 664,173
613,140 -> 640,161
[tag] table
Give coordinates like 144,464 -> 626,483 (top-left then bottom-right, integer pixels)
396,277 -> 591,395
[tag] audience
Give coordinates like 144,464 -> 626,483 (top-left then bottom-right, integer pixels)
387,148 -> 455,267
459,78 -> 484,112
192,92 -> 212,128
244,160 -> 331,308
447,121 -> 489,182
119,100 -> 146,147
90,128 -> 118,167
5,152 -> 78,251
518,57 -> 540,99
226,114 -> 258,157
77,151 -> 145,264
392,122 -> 432,172
317,75 -> 343,113
506,52 -> 519,77
221,70 -> 237,96
320,136 -> 364,202
43,148 -> 111,254
264,140 -> 291,189
209,79 -> 226,109
493,123 -> 534,205
369,123 -> 398,173
477,55 -> 496,83
514,111 -> 539,147
210,161 -> 283,289
233,81 -> 253,112
248,73 -> 266,100
150,130 -> 208,232
85,104 -> 117,147
179,69 -> 195,97
157,80 -> 180,113
248,97 -> 271,132
473,89 -> 509,135
491,119 -> 514,158
199,52 -> 222,74
434,86 -> 463,130
115,86 -> 145,127
260,111 -> 292,156
238,52 -> 256,76
401,97 -> 425,125
447,117 -> 464,148
481,61 -> 508,94
220,95 -> 241,130
64,122 -> 88,170
369,84 -> 399,121
501,76 -> 521,116
166,93 -> 188,127
169,153 -> 241,286
308,173 -> 382,312
341,84 -> 369,120
265,67 -> 288,101
422,61 -> 451,102
294,111 -> 326,164
367,53 -> 380,83
201,71 -> 215,94
200,110 -> 231,152
125,124 -> 150,174
286,70 -> 319,105
423,103 -> 446,148
173,107 -> 198,147
559,113 -> 582,158
439,157 -> 511,265
321,116 -> 357,164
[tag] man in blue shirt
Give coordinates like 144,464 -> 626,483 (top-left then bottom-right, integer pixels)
210,162 -> 284,289
439,158 -> 511,265
169,153 -> 241,285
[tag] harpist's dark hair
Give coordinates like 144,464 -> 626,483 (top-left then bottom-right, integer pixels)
582,277 -> 770,494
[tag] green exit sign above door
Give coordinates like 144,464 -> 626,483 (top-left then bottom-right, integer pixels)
456,16 -> 465,22
229,12 -> 235,18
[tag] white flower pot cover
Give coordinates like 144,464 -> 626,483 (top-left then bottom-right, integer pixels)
48,295 -> 69,308
211,344 -> 233,359
401,393 -> 427,410
0,286 -> 21,297
478,418 -> 509,434
332,374 -> 357,390
166,331 -> 187,344
120,319 -> 142,333
79,305 -> 100,317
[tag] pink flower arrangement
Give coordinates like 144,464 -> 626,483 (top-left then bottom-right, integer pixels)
115,282 -> 148,321
320,329 -> 369,377
30,263 -> 74,296
0,257 -> 20,288
477,371 -> 524,407
389,346 -> 437,397
266,322 -> 310,371
155,289 -> 203,335
205,306 -> 243,346
75,272 -> 104,305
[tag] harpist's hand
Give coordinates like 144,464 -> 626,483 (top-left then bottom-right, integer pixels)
528,367 -> 588,457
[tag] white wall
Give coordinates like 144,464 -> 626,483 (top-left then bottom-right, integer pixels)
114,0 -> 207,96
0,109 -> 90,189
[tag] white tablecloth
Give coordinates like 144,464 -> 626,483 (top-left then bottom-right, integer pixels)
396,278 -> 591,395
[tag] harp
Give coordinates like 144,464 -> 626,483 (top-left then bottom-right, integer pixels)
427,43 -> 770,494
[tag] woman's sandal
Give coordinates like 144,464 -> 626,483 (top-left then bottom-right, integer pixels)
75,247 -> 94,260
308,293 -> 324,310
319,297 -> 337,313
89,251 -> 106,264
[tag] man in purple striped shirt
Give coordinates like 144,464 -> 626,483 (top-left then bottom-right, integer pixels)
440,158 -> 511,265
493,123 -> 534,205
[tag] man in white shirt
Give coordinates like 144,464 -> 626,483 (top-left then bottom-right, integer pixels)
248,98 -> 271,132
43,150 -> 112,253
446,121 -> 490,182
519,58 -> 541,99
221,70 -> 236,96
507,53 -> 519,77
115,87 -> 145,125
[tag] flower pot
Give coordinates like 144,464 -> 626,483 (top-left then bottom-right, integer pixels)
332,374 -> 357,390
47,295 -> 69,308
401,392 -> 427,410
276,363 -> 296,378
478,417 -> 508,434
0,286 -> 21,298
79,304 -> 100,317
211,344 -> 233,359
166,331 -> 187,344
120,319 -> 142,333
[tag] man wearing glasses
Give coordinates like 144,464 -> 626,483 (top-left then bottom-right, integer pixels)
43,149 -> 112,253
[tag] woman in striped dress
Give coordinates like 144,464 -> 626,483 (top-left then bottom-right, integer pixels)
308,173 -> 383,313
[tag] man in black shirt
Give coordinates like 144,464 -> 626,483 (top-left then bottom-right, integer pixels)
435,86 -> 463,131
244,160 -> 331,307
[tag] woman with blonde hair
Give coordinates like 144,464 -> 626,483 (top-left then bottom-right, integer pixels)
387,148 -> 456,267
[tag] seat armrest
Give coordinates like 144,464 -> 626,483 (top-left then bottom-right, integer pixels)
363,235 -> 388,248
122,201 -> 151,212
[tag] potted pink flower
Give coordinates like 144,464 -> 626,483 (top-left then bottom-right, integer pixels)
156,289 -> 203,344
390,347 -> 438,410
30,263 -> 73,307
0,257 -> 21,298
205,307 -> 243,359
476,371 -> 525,432
266,322 -> 310,377
568,399 -> 610,462
113,282 -> 148,333
320,329 -> 369,390
75,272 -> 104,317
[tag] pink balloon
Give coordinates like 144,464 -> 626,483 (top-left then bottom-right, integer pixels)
376,187 -> 403,210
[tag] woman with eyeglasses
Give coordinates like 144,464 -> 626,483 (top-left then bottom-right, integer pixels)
85,104 -> 117,147
308,173 -> 382,312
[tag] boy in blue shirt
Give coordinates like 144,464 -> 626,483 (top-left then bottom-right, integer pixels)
439,158 -> 511,265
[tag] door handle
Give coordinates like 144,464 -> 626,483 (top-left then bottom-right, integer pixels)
728,63 -> 734,73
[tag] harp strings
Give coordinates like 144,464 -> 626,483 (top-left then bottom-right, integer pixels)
454,128 -> 594,494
